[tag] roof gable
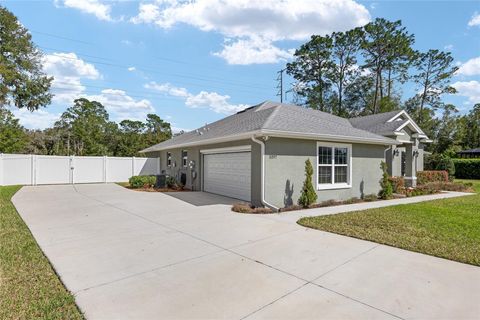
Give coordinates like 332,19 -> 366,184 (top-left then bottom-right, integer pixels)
349,110 -> 426,137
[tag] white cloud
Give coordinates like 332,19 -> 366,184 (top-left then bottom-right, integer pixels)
12,108 -> 60,130
43,52 -> 100,80
131,0 -> 370,64
452,81 -> 480,104
130,3 -> 160,24
186,91 -> 248,114
42,52 -> 100,104
145,81 -> 247,114
144,82 -> 189,97
50,77 -> 86,104
127,66 -> 136,72
86,89 -> 155,122
42,52 -> 155,122
55,0 -> 112,21
457,57 -> 480,76
468,12 -> 480,27
214,37 -> 294,65
444,44 -> 454,51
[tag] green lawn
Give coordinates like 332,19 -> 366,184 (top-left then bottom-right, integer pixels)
0,186 -> 83,319
298,180 -> 480,266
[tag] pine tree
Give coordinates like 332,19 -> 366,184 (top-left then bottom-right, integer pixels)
298,159 -> 318,207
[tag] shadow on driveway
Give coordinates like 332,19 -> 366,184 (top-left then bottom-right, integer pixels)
163,191 -> 241,206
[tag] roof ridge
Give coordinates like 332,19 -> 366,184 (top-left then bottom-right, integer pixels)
350,110 -> 402,120
261,103 -> 282,129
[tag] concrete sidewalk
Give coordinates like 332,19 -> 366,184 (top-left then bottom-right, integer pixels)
12,184 -> 480,319
263,191 -> 475,223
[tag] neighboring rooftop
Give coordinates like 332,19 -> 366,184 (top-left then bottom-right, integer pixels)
141,101 -> 399,152
457,148 -> 480,154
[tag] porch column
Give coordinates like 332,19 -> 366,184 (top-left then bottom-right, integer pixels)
404,140 -> 418,188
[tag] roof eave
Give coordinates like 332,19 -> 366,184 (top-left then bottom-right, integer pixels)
259,129 -> 399,145
142,128 -> 399,153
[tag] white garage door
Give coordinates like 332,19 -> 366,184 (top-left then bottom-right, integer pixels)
203,152 -> 251,201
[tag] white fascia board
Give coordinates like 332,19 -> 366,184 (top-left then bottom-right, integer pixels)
420,139 -> 433,143
200,145 -> 251,154
395,120 -> 411,132
143,132 -> 256,152
259,129 -> 399,145
388,110 -> 426,136
146,128 -> 400,152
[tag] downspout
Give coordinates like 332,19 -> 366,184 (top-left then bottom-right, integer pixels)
251,136 -> 279,212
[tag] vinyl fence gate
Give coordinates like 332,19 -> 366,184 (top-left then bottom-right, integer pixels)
0,154 -> 160,186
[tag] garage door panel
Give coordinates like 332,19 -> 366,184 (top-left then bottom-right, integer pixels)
203,152 -> 251,202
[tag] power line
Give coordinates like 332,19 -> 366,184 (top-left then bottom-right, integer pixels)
31,30 -> 273,88
41,48 -> 272,91
30,30 -> 95,46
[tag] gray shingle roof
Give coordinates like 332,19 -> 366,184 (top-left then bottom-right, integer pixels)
348,110 -> 402,130
141,101 -> 398,152
458,148 -> 480,154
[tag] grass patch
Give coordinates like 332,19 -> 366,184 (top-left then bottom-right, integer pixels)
298,179 -> 480,266
0,186 -> 83,319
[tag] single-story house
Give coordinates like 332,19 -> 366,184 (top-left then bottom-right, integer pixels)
457,148 -> 480,158
142,101 -> 430,210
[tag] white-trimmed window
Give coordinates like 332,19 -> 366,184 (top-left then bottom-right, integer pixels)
317,142 -> 352,190
182,150 -> 188,168
167,152 -> 172,167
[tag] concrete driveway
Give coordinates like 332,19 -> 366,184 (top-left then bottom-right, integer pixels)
12,184 -> 480,319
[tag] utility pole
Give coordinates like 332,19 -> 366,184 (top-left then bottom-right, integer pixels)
276,68 -> 285,103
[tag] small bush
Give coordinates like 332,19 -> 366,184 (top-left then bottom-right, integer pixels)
298,159 -> 318,208
165,176 -> 177,188
388,176 -> 405,193
417,171 -> 449,185
231,203 -> 273,214
379,161 -> 393,199
309,199 -> 340,208
342,197 -> 363,204
129,175 -> 156,188
279,205 -> 303,212
453,159 -> 480,179
363,194 -> 379,202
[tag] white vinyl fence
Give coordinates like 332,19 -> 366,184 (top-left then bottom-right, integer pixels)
0,154 -> 160,186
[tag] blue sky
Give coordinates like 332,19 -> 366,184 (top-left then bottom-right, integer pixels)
3,0 -> 480,132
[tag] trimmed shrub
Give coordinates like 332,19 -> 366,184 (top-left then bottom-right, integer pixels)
231,203 -> 273,214
363,194 -> 379,202
298,159 -> 318,208
423,181 -> 473,192
417,170 -> 449,185
453,159 -> 480,179
309,199 -> 340,208
379,161 -> 393,199
388,176 -> 405,193
425,154 -> 455,180
165,176 -> 177,188
129,175 -> 156,188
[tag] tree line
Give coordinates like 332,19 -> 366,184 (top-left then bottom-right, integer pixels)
1,6 -> 479,157
0,98 -> 172,156
286,18 -> 479,154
